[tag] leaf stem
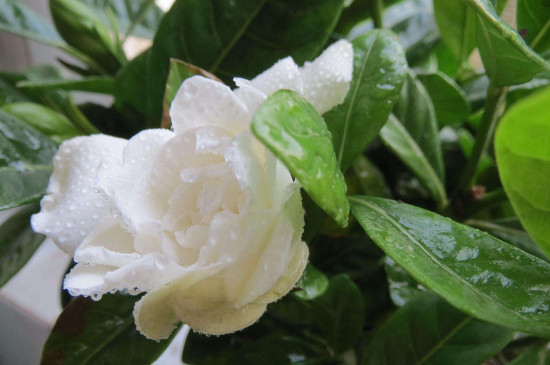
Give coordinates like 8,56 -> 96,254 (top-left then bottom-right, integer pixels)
459,83 -> 507,193
66,101 -> 100,135
369,0 -> 384,29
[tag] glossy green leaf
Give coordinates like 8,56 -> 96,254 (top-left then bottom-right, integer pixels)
384,256 -> 421,306
1,102 -> 80,143
41,294 -> 178,364
380,115 -> 448,207
0,204 -> 45,288
466,218 -> 547,260
517,0 -> 550,53
433,0 -> 477,64
16,77 -> 115,94
81,0 -> 163,39
0,0 -> 65,48
115,0 -> 344,129
362,292 -> 513,365
471,0 -> 549,86
324,29 -> 407,171
417,72 -> 470,127
394,72 -> 445,183
0,111 -> 57,211
252,90 -> 349,226
294,263 -> 329,300
312,274 -> 365,354
496,87 -> 550,257
350,196 -> 550,339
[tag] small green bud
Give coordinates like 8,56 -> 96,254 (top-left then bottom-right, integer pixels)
49,0 -> 122,74
1,102 -> 81,143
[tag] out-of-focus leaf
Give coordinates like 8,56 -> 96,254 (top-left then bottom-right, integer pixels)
252,90 -> 349,227
324,29 -> 407,171
17,77 -> 115,94
1,102 -> 80,143
384,256 -> 421,306
517,0 -> 550,53
294,264 -> 329,300
0,204 -> 45,288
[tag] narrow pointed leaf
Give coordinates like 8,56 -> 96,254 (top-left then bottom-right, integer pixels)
496,87 -> 550,257
324,29 -> 407,171
41,294 -> 178,364
362,292 -> 513,365
350,196 -> 550,339
17,77 -> 115,94
394,72 -> 445,182
380,115 -> 448,206
0,111 -> 57,211
0,204 -> 45,288
252,90 -> 349,226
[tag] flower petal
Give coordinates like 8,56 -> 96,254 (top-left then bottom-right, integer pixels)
300,39 -> 353,115
95,129 -> 174,234
134,274 -> 267,340
248,57 -> 303,97
31,135 -> 126,254
170,77 -> 250,135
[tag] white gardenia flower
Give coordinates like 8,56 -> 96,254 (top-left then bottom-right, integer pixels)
31,40 -> 353,340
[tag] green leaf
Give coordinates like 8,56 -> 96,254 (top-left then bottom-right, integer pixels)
41,294 -> 178,364
0,0 -> 65,48
312,274 -> 365,354
466,218 -> 547,260
294,263 -> 329,300
16,77 -> 115,94
350,155 -> 392,198
50,0 -> 123,74
394,72 -> 445,182
0,204 -> 45,288
384,256 -> 421,307
80,0 -> 163,39
324,29 -> 407,171
0,111 -> 57,211
362,292 -> 513,365
1,102 -> 81,143
115,0 -> 345,129
508,343 -> 550,365
379,115 -> 448,207
252,90 -> 349,227
417,72 -> 470,127
517,0 -> 550,53
469,0 -> 549,86
433,0 -> 477,64
349,0 -> 441,66
496,87 -> 550,257
351,196 -> 550,339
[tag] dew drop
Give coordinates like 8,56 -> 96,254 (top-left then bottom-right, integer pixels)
91,293 -> 103,301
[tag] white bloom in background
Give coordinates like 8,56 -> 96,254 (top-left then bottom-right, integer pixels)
31,40 -> 353,340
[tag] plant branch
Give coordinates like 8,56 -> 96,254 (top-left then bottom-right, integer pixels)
369,0 -> 384,29
459,83 -> 508,193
